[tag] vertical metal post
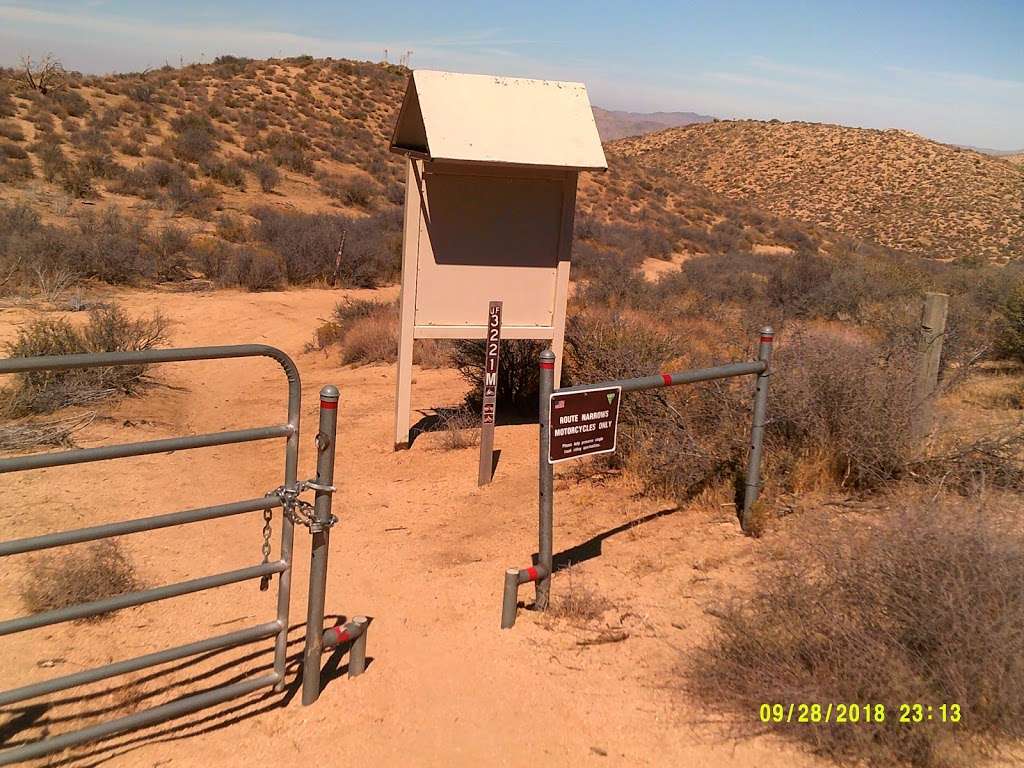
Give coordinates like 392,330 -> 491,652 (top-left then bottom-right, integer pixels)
273,362 -> 302,691
742,327 -> 774,533
536,349 -> 555,610
302,385 -> 339,706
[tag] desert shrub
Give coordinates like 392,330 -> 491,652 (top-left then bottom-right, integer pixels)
769,329 -> 918,491
681,251 -> 771,307
321,173 -> 375,207
311,299 -> 445,367
201,156 -> 246,189
251,207 -> 400,287
266,131 -> 314,173
452,339 -> 548,415
994,281 -> 1024,363
170,111 -> 217,162
0,91 -> 15,118
144,159 -> 186,188
565,310 -> 747,498
21,541 -> 140,619
151,225 -> 191,280
910,430 -> 1024,494
221,247 -> 286,291
216,212 -> 249,242
0,155 -> 34,182
121,137 -> 144,155
52,89 -> 89,118
34,140 -> 67,181
253,159 -> 280,192
79,151 -> 122,180
165,176 -> 220,217
1,304 -> 168,416
191,238 -> 232,280
688,501 -> 1024,767
1,140 -> 28,159
573,246 -> 652,309
337,311 -> 400,365
60,161 -> 97,198
437,407 -> 479,450
0,120 -> 24,141
71,208 -> 150,282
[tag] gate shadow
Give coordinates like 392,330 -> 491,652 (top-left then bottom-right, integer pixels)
542,506 -> 680,573
0,615 -> 373,767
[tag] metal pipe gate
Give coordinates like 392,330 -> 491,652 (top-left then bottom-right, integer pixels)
0,345 -> 365,765
501,328 -> 775,628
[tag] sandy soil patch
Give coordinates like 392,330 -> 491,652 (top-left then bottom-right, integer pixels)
0,286 -> 823,767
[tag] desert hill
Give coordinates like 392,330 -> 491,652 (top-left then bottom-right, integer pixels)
0,57 -> 864,294
591,106 -> 713,141
614,120 -> 1024,262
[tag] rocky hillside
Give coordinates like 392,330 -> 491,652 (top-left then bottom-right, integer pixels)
591,107 -> 713,141
615,120 -> 1024,262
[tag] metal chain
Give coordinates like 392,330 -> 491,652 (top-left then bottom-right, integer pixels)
258,508 -> 273,592
266,482 -> 336,533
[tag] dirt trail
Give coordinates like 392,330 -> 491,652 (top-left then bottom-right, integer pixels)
0,287 -> 821,767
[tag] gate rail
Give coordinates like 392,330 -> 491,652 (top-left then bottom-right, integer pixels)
0,345 -> 305,766
501,328 -> 775,628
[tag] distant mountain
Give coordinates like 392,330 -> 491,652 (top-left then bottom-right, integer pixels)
591,107 -> 714,141
955,144 -> 1024,157
614,120 -> 1024,262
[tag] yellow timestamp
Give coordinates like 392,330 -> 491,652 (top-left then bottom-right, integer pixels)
758,703 -> 962,724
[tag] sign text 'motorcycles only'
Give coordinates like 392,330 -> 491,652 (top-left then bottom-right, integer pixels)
548,386 -> 621,463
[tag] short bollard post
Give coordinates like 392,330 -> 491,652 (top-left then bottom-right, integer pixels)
535,349 -> 556,610
501,568 -> 520,629
742,328 -> 773,532
348,616 -> 369,677
301,385 -> 339,706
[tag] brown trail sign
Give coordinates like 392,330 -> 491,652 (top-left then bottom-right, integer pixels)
548,386 -> 621,463
478,301 -> 502,485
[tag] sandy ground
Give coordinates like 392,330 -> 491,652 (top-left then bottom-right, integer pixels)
0,286 -> 827,767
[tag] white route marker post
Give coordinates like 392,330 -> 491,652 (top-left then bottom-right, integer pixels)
478,301 -> 502,485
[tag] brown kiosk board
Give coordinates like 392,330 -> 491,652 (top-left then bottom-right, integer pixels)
549,386 -> 622,463
389,69 -> 607,450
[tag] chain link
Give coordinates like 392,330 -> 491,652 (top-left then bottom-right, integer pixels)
266,481 -> 336,533
258,507 -> 273,591
257,480 -> 336,592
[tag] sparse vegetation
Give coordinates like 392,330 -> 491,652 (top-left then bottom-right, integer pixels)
21,540 -> 140,619
616,120 -> 1024,262
688,501 -> 1024,767
310,298 -> 447,367
1,305 -> 169,417
453,339 -> 547,416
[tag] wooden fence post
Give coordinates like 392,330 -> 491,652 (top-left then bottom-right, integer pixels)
913,291 -> 949,437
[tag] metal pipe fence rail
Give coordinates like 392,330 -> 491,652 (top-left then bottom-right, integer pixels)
0,345 -> 363,766
501,328 -> 775,629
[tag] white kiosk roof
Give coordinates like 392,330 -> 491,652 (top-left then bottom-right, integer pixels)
390,70 -> 608,171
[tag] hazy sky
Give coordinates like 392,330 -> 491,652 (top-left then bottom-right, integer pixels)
1,1 -> 1021,149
